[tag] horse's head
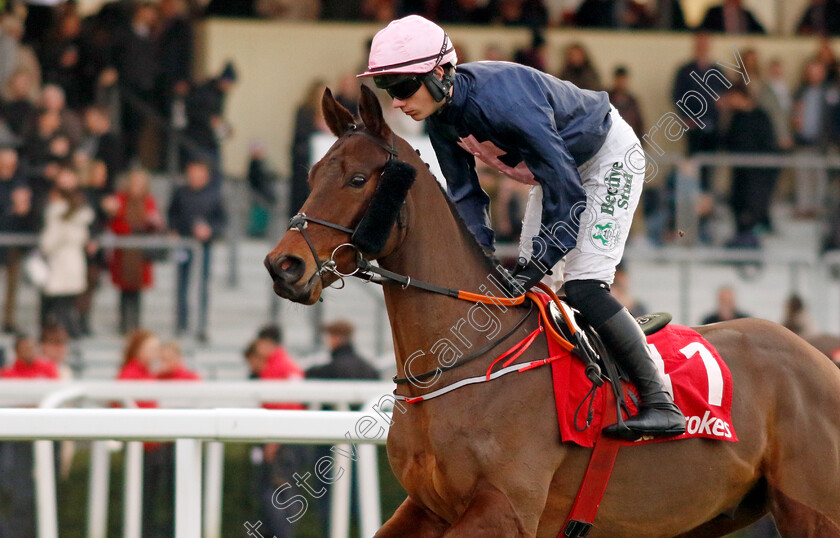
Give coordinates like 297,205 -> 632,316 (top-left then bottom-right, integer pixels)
265,85 -> 416,304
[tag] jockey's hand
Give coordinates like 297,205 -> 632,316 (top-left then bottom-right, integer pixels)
510,258 -> 548,295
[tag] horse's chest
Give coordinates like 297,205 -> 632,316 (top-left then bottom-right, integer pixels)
388,412 -> 495,520
394,446 -> 471,521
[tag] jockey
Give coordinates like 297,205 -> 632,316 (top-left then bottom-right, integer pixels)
359,15 -> 685,440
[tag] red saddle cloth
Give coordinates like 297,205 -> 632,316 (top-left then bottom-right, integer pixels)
550,322 -> 738,447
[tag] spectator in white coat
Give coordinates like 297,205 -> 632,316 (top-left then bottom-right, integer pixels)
39,165 -> 93,339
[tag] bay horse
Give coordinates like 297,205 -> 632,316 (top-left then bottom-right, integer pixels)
265,85 -> 840,537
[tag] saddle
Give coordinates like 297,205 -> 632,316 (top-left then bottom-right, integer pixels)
547,299 -> 672,427
541,297 -> 736,537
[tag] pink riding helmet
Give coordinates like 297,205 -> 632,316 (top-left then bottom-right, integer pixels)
358,15 -> 458,78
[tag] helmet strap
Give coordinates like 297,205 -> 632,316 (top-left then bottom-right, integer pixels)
423,66 -> 455,103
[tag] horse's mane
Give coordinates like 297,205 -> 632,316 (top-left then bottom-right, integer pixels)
403,142 -> 503,277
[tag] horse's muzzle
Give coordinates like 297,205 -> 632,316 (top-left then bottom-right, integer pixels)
264,253 -> 318,303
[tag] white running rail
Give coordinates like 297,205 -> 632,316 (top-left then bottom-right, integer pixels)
0,381 -> 397,538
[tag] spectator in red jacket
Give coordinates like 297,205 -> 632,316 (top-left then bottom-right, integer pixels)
158,340 -> 200,380
255,325 -> 304,381
244,328 -> 304,410
106,168 -> 164,333
1,334 -> 59,379
117,330 -> 159,409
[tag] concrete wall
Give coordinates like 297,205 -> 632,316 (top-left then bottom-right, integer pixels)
198,19 -> 837,178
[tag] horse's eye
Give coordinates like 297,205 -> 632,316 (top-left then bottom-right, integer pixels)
348,174 -> 367,188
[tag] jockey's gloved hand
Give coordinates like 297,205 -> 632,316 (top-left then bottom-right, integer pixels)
509,258 -> 550,294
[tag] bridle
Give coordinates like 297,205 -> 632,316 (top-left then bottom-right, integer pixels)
287,124 -> 399,290
287,213 -> 365,290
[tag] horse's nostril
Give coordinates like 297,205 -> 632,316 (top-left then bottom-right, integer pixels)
273,255 -> 305,284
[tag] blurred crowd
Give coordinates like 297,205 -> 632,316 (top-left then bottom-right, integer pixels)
203,0 -> 840,37
1,0 -> 236,341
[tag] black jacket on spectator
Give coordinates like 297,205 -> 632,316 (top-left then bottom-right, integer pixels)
672,61 -> 728,132
306,344 -> 379,380
699,5 -> 765,34
248,156 -> 276,205
436,1 -> 493,24
185,80 -> 225,157
321,0 -> 363,20
289,104 -> 317,218
725,108 -> 777,154
91,132 -> 126,191
499,0 -> 549,27
725,106 -> 778,234
0,172 -> 27,229
111,26 -> 159,93
205,0 -> 258,17
82,184 -> 110,268
575,0 -> 618,27
0,100 -> 35,138
158,16 -> 194,99
83,185 -> 111,238
21,132 -> 62,173
798,0 -> 840,35
39,37 -> 85,109
167,183 -> 227,240
78,19 -> 118,105
0,174 -> 38,261
22,4 -> 56,46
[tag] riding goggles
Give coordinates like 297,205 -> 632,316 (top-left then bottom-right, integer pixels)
373,74 -> 425,100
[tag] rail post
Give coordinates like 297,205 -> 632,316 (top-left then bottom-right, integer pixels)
329,403 -> 352,538
203,441 -> 224,538
123,441 -> 144,538
175,438 -> 203,538
86,441 -> 110,538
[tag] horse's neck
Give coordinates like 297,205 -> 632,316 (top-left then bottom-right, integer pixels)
378,163 -> 514,388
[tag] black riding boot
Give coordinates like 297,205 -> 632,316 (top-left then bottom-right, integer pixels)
598,308 -> 686,441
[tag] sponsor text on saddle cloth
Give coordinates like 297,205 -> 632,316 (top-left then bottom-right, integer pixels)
551,316 -> 737,447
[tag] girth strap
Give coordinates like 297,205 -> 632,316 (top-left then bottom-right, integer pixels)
562,387 -> 623,538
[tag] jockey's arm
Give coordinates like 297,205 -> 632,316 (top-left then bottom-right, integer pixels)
487,97 -> 587,269
428,120 -> 495,251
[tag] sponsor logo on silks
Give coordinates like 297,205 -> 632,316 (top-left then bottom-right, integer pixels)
683,410 -> 733,438
600,162 -> 633,216
590,217 -> 621,251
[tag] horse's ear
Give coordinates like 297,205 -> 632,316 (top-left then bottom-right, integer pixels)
359,84 -> 392,140
322,87 -> 355,137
